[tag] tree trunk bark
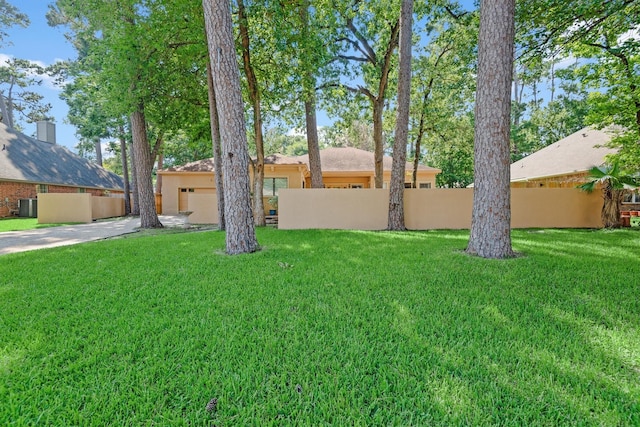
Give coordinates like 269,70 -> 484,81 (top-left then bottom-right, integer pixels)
203,0 -> 258,254
466,0 -> 515,259
118,130 -> 131,215
238,0 -> 266,226
373,99 -> 385,189
602,183 -> 623,228
129,137 -> 140,216
300,0 -> 323,189
305,99 -> 324,188
130,107 -> 163,228
94,137 -> 103,166
206,61 -> 226,231
155,150 -> 163,196
388,0 -> 413,231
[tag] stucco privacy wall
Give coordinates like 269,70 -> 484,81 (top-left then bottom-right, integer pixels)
38,193 -> 92,223
38,193 -> 125,223
279,188 -> 603,230
187,193 -> 218,224
92,196 -> 125,220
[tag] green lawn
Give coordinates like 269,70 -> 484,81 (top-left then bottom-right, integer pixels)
1,228 -> 639,425
0,218 -> 72,232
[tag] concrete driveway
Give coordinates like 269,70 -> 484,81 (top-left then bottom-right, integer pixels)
0,215 -> 187,256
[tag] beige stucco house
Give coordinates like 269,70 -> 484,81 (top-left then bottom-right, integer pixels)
158,147 -> 441,221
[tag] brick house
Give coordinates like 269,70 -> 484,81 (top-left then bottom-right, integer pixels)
0,122 -> 124,218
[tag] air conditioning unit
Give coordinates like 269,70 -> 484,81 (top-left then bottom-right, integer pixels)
19,198 -> 38,218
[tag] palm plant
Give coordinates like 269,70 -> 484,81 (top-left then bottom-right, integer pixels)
578,162 -> 638,228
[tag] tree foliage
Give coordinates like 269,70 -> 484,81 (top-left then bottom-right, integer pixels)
579,162 -> 638,228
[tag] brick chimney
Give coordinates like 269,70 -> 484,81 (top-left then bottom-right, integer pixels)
36,121 -> 56,144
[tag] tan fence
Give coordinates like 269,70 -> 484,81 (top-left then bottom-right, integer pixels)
38,193 -> 125,224
279,188 -> 603,230
187,193 -> 218,224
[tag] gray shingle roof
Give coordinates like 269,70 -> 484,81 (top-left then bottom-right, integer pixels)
510,127 -> 619,182
0,122 -> 124,190
162,147 -> 442,174
294,147 -> 441,172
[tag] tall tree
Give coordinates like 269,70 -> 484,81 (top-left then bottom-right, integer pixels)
237,0 -> 266,226
333,4 -> 400,188
118,128 -> 132,215
299,0 -> 323,188
206,61 -> 225,231
0,58 -> 53,130
203,0 -> 259,255
0,0 -> 28,46
466,0 -> 516,259
517,0 -> 640,169
388,0 -> 413,231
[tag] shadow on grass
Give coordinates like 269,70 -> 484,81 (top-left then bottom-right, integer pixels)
0,228 -> 638,424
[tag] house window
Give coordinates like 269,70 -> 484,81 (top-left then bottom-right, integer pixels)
37,184 -> 48,193
180,188 -> 195,193
350,184 -> 363,189
78,188 -> 86,193
263,178 -> 288,196
623,190 -> 640,204
419,183 -> 432,189
404,183 -> 413,189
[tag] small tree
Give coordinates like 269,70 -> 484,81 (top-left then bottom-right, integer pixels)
578,162 -> 638,228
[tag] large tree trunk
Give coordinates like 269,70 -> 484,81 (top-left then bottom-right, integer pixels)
130,107 -> 163,228
118,130 -> 131,215
305,99 -> 324,188
238,0 -> 266,226
388,0 -> 413,231
206,61 -> 226,231
203,0 -> 258,255
466,0 -> 515,259
373,99 -> 385,189
300,0 -> 323,189
602,182 -> 623,228
129,137 -> 140,216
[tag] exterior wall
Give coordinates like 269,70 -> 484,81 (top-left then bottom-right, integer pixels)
279,188 -> 603,230
38,193 -> 93,223
160,166 -> 307,215
306,171 -> 439,189
280,189 -> 389,230
187,193 -> 218,224
161,173 -> 216,215
0,181 -> 36,217
37,193 -> 124,223
0,180 -> 112,218
404,189 -> 474,229
510,172 -> 589,188
92,196 -> 125,219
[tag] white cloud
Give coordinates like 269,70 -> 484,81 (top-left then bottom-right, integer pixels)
554,55 -> 578,70
0,53 -> 62,91
618,25 -> 640,44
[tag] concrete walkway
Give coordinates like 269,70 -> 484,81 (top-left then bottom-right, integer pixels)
0,215 -> 188,256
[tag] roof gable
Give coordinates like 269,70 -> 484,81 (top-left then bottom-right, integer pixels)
161,147 -> 441,174
0,123 -> 124,190
510,127 -> 620,182
294,147 -> 440,172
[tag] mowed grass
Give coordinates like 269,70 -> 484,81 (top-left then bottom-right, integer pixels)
0,218 -> 75,232
1,228 -> 639,425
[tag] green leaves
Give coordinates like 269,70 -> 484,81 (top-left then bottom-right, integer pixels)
578,161 -> 639,193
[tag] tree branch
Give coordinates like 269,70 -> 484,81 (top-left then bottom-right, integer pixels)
345,17 -> 377,64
